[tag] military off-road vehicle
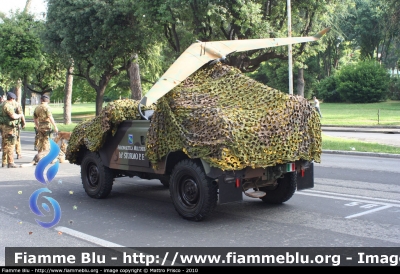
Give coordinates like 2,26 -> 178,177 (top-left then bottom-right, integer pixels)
67,29 -> 328,221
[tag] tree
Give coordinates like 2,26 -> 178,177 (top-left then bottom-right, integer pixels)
336,60 -> 390,103
44,0 -> 160,115
137,0 -> 340,98
0,12 -> 44,111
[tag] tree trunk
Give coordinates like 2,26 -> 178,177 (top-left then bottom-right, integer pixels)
64,65 -> 74,125
24,0 -> 32,13
86,74 -> 112,115
95,86 -> 107,116
15,79 -> 22,106
129,53 -> 142,100
22,75 -> 28,114
296,68 -> 305,97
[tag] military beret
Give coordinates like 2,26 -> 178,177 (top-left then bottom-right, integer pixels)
7,92 -> 17,99
41,94 -> 50,100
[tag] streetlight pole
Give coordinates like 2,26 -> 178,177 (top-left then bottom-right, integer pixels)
287,0 -> 293,95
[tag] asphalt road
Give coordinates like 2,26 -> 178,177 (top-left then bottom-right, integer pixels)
0,130 -> 399,266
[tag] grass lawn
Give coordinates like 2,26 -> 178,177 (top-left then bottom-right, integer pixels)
322,134 -> 400,154
316,100 -> 400,126
22,100 -> 400,154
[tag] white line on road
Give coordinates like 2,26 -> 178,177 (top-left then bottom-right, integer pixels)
54,226 -> 125,247
296,190 -> 400,207
0,206 -> 17,215
345,205 -> 392,219
53,226 -> 182,266
296,191 -> 399,218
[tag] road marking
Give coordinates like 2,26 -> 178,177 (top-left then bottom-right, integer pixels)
297,189 -> 400,206
0,206 -> 17,215
345,205 -> 392,219
54,226 -> 124,247
296,190 -> 399,218
53,226 -> 182,266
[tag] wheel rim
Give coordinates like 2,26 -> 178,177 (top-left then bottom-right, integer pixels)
178,176 -> 199,208
87,163 -> 99,188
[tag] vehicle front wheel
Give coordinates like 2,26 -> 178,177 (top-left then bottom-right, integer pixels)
259,172 -> 297,204
81,151 -> 114,199
169,160 -> 218,221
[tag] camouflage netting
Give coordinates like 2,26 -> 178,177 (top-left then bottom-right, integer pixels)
146,63 -> 321,170
67,63 -> 321,170
66,99 -> 155,163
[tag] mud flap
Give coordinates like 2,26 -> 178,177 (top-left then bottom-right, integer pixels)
218,175 -> 243,204
296,162 -> 314,190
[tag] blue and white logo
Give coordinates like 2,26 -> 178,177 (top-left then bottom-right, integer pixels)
29,139 -> 62,228
128,134 -> 133,144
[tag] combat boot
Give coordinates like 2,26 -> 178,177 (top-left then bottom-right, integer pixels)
8,163 -> 19,168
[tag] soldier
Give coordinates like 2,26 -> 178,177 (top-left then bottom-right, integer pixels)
0,92 -> 25,168
11,99 -> 25,159
33,126 -> 39,151
0,95 -> 4,152
34,94 -> 58,152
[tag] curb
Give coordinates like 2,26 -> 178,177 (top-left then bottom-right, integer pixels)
323,125 -> 400,128
322,127 -> 400,134
322,149 -> 400,159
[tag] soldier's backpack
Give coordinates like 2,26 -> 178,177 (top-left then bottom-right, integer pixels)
0,102 -> 6,125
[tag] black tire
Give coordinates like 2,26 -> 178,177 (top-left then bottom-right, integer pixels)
81,151 -> 114,199
169,160 -> 218,221
259,172 -> 297,204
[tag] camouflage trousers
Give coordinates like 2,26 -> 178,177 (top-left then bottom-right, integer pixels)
1,125 -> 17,165
15,128 -> 21,156
37,122 -> 52,153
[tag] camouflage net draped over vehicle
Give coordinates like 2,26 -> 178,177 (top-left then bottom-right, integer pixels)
66,99 -> 155,163
67,63 -> 321,170
146,63 -> 321,170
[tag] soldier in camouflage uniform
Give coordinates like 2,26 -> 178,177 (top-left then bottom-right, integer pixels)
11,100 -> 25,159
0,95 -> 4,152
34,126 -> 39,150
34,94 -> 58,152
0,92 -> 24,168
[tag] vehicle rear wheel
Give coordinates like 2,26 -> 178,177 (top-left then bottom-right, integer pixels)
81,151 -> 114,199
169,160 -> 218,221
259,172 -> 296,204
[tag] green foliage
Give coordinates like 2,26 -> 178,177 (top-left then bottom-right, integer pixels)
138,0 -> 334,74
249,59 -> 319,98
0,11 -> 65,105
50,77 -> 97,104
353,0 -> 384,60
388,76 -> 400,100
336,60 -> 390,103
44,0 -> 165,114
317,75 -> 344,102
0,12 -> 42,87
249,60 -> 288,93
